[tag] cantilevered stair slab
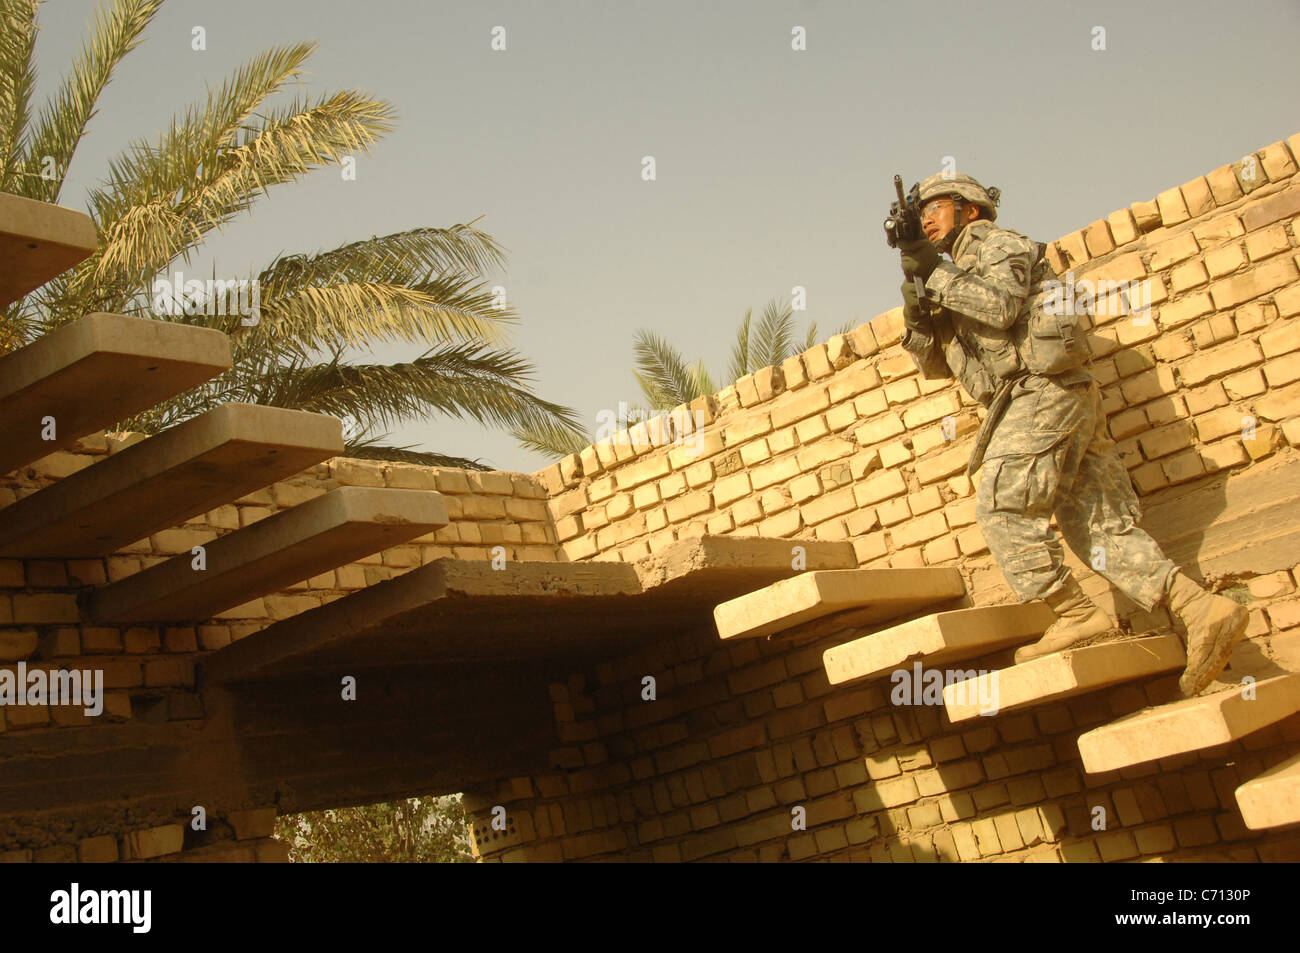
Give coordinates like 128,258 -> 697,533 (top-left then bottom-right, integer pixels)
1236,752 -> 1300,830
715,568 -> 965,641
0,402 -> 343,557
0,192 -> 98,308
87,486 -> 448,623
822,603 -> 1054,686
202,535 -> 855,683
0,312 -> 231,475
1077,672 -> 1300,774
636,535 -> 855,602
942,634 -> 1185,722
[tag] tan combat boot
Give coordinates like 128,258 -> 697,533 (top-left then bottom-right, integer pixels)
1014,576 -> 1117,664
1165,570 -> 1249,697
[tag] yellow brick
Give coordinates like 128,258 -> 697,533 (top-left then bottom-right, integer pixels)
1180,176 -> 1214,217
1057,229 -> 1089,267
1130,199 -> 1161,232
890,510 -> 947,548
1245,224 -> 1290,261
1193,213 -> 1245,247
789,472 -> 821,503
1264,352 -> 1300,388
1206,165 -> 1244,206
123,824 -> 184,860
902,392 -> 962,429
1083,220 -> 1114,257
956,525 -> 988,555
1277,283 -> 1300,318
801,486 -> 858,525
1261,320 -> 1300,358
1203,243 -> 1246,278
1107,209 -> 1138,246
923,535 -> 959,564
1155,186 -> 1190,226
1149,232 -> 1199,271
712,472 -> 752,507
855,413 -> 905,445
854,468 -> 907,506
1260,139 -> 1299,181
781,354 -> 808,390
770,385 -> 831,429
1156,292 -> 1213,329
1178,339 -> 1262,386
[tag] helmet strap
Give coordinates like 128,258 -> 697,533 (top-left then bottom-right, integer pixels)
935,197 -> 968,254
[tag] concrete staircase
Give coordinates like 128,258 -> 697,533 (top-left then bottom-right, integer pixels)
205,535 -> 858,681
1236,751 -> 1300,830
941,635 -> 1185,722
713,568 -> 965,642
824,604 -> 1054,686
0,197 -> 449,630
728,548 -> 1300,836
0,311 -> 232,475
1077,673 -> 1300,773
87,486 -> 449,623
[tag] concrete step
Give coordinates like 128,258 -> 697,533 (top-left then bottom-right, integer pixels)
0,192 -> 98,308
1236,752 -> 1300,830
0,312 -> 231,475
715,567 -> 965,641
942,634 -> 1185,723
0,403 -> 343,557
202,535 -> 855,683
87,486 -> 448,623
823,603 -> 1054,686
1077,672 -> 1300,774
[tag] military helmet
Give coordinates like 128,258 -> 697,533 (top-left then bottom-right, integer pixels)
918,172 -> 1001,221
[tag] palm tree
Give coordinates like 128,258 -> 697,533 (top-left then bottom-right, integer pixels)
514,296 -> 853,458
0,0 -> 581,468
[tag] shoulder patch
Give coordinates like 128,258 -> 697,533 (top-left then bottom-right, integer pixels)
978,230 -> 1037,266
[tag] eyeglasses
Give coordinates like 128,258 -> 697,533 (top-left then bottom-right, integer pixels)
921,198 -> 954,220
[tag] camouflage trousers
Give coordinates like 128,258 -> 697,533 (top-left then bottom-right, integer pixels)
974,374 -> 1176,611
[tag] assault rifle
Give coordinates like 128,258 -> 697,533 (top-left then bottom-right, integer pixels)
884,174 -> 930,320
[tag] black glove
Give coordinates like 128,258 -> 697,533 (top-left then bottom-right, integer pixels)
899,237 -> 940,281
900,279 -> 926,333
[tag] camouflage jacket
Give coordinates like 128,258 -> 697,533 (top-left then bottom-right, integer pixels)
901,220 -> 1091,406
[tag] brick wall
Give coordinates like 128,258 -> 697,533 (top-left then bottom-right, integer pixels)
5,129 -> 1300,863
0,446 -> 557,861
462,129 -> 1300,862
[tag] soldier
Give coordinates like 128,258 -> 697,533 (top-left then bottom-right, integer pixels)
894,171 -> 1248,697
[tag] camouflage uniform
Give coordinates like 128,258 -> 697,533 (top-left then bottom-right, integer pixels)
901,218 -> 1177,612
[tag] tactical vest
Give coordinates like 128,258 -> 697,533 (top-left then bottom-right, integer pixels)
942,223 -> 1089,392
1012,243 -> 1091,376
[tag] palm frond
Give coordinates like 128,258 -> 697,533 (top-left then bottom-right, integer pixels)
687,359 -> 717,401
258,223 -> 510,295
73,89 -> 397,316
508,416 -> 591,460
18,0 -> 162,202
85,42 -> 319,225
341,435 -> 492,471
632,329 -> 706,410
725,306 -> 753,383
226,274 -> 516,365
0,0 -> 38,193
751,296 -> 796,371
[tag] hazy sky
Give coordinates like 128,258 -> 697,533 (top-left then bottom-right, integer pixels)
31,0 -> 1300,473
